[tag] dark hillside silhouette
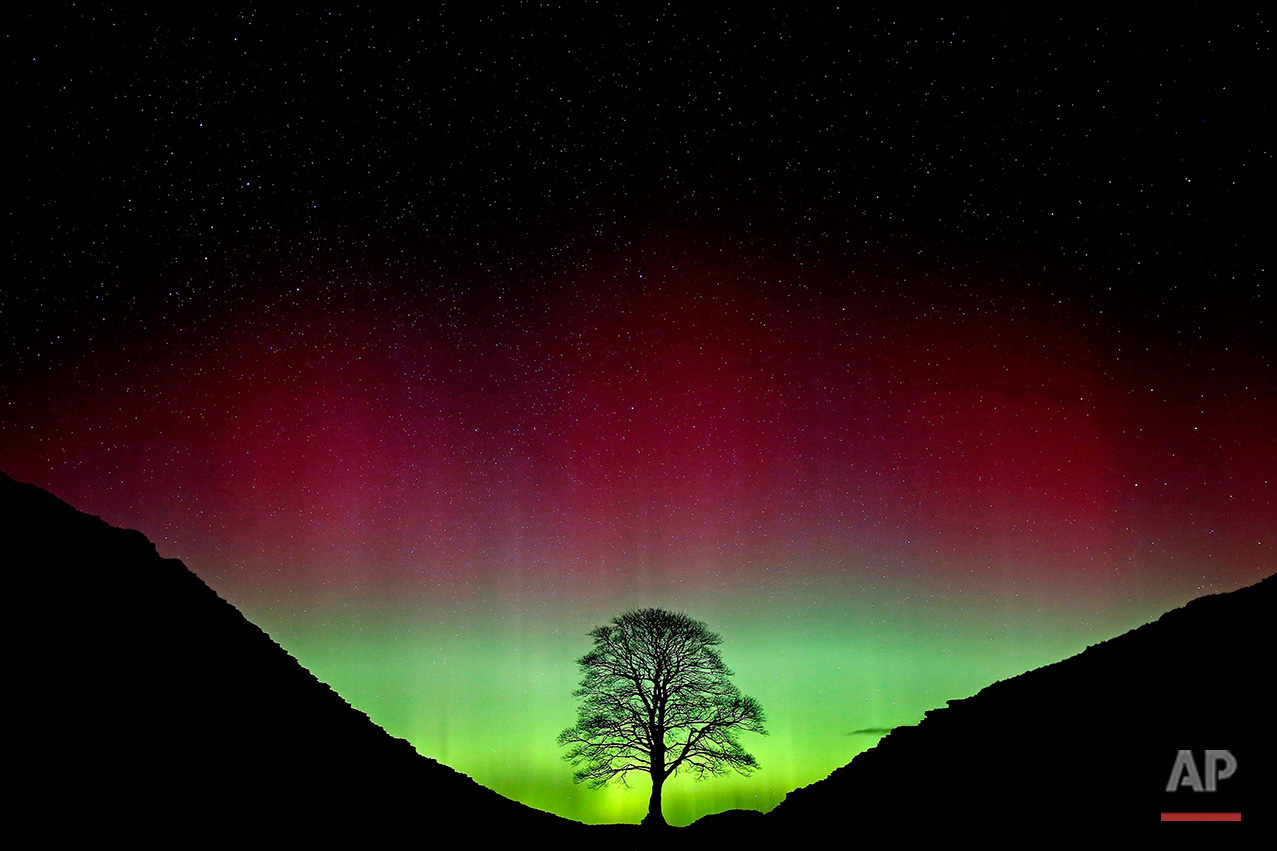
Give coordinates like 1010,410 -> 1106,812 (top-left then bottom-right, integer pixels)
695,572 -> 1274,837
3,472 -> 580,842
5,471 -> 1269,842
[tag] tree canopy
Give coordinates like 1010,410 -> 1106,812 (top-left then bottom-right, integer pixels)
557,608 -> 767,826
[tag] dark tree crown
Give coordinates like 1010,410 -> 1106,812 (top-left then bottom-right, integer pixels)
557,607 -> 767,818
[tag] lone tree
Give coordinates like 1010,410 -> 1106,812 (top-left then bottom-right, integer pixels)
557,608 -> 767,827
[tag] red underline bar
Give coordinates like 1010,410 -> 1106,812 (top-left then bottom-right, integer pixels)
1161,812 -> 1242,821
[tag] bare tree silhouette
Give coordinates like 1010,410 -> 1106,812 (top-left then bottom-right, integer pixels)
558,608 -> 767,827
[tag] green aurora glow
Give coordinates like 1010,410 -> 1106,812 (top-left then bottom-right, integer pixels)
243,572 -> 1176,826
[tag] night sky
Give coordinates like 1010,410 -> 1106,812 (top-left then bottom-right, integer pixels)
3,9 -> 1272,825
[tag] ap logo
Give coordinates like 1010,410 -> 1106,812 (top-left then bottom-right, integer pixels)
1165,749 -> 1237,793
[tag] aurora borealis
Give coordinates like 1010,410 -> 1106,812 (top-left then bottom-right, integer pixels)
3,9 -> 1271,826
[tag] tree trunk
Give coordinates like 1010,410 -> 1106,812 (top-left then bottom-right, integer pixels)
642,771 -> 667,827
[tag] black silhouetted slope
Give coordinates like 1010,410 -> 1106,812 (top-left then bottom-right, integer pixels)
3,472 -> 579,842
753,573 -> 1274,835
10,471 -> 1270,842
